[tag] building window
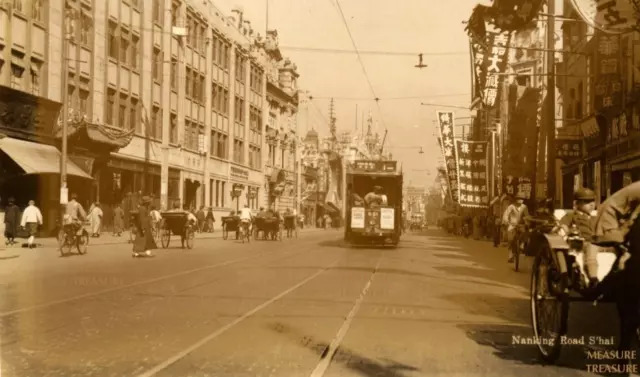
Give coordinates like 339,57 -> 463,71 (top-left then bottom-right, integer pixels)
234,139 -> 244,164
235,54 -> 246,82
212,131 -> 228,159
221,181 -> 226,207
12,0 -> 23,13
235,97 -> 245,123
108,22 -> 118,60
130,98 -> 138,132
185,68 -> 193,99
153,0 -> 163,24
106,89 -> 116,125
170,59 -> 178,90
79,88 -> 90,114
120,32 -> 129,65
119,94 -> 129,129
10,63 -> 24,89
33,0 -> 44,23
170,113 -> 178,144
151,106 -> 161,139
153,48 -> 162,82
130,34 -> 140,69
80,13 -> 92,47
30,63 -> 41,95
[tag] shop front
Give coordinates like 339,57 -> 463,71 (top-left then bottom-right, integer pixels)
0,86 -> 96,235
230,164 -> 262,212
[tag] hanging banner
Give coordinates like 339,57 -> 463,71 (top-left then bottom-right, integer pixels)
504,176 -> 533,199
437,111 -> 458,202
594,31 -> 623,112
470,39 -> 487,103
570,0 -> 639,34
483,29 -> 512,108
455,140 -> 489,208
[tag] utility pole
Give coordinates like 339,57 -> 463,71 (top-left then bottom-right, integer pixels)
546,0 -> 557,203
59,10 -> 72,205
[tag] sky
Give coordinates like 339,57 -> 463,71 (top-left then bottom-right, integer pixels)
218,0 -> 486,188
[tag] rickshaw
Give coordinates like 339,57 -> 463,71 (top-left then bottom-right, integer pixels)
284,214 -> 298,239
158,211 -> 196,249
221,216 -> 250,242
529,209 -> 632,364
254,216 -> 282,241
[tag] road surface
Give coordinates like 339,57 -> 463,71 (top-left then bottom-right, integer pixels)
0,229 -> 627,376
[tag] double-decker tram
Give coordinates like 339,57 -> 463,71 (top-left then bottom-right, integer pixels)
345,160 -> 403,247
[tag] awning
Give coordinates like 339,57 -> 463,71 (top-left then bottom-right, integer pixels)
0,137 -> 93,179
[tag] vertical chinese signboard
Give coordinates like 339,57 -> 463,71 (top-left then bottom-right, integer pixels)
483,29 -> 511,108
470,40 -> 487,103
455,140 -> 489,208
437,111 -> 458,202
594,32 -> 623,111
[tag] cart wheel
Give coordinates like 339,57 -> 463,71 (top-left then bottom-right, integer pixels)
58,229 -> 71,256
278,227 -> 283,241
531,245 -> 568,364
294,227 -> 298,239
77,229 -> 89,255
185,227 -> 195,249
223,226 -> 228,240
128,228 -> 135,244
254,228 -> 259,240
161,228 -> 171,248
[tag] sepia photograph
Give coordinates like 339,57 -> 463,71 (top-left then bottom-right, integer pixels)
1,0 -> 640,376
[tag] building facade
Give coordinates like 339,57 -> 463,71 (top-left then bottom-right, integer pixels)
43,0 -> 295,225
256,30 -> 300,213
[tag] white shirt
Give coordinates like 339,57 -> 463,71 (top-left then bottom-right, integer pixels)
381,195 -> 388,206
239,207 -> 252,220
21,205 -> 43,227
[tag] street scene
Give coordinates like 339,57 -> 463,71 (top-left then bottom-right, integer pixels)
0,230 -> 622,377
3,0 -> 640,375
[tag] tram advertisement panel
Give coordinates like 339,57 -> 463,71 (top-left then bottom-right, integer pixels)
351,207 -> 365,228
455,140 -> 489,208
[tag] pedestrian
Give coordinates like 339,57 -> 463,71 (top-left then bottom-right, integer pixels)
472,213 -> 480,240
112,203 -> 124,236
4,197 -> 20,246
132,196 -> 157,258
89,202 -> 103,237
196,206 -> 205,233
20,200 -> 42,249
206,207 -> 215,232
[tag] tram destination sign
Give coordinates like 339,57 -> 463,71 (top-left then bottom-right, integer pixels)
352,160 -> 397,173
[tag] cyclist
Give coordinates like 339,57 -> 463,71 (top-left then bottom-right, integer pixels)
65,193 -> 87,234
238,204 -> 253,239
502,193 -> 529,263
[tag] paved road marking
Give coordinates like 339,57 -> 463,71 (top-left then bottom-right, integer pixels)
0,244 -> 312,318
309,254 -> 383,377
134,257 -> 342,377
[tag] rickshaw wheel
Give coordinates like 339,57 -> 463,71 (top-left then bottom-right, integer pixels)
77,229 -> 89,255
254,227 -> 259,240
531,244 -> 568,364
185,227 -> 195,249
278,227 -> 283,241
161,228 -> 171,248
222,226 -> 229,240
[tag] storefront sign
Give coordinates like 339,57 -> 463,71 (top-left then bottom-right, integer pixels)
352,160 -> 397,172
470,40 -> 487,103
230,166 -> 249,180
69,155 -> 95,176
231,183 -> 244,197
455,140 -> 489,207
595,32 -> 623,111
437,111 -> 459,202
504,176 -> 532,199
556,139 -> 581,160
609,111 -> 632,142
570,0 -> 637,34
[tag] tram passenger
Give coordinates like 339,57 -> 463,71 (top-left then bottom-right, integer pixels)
364,186 -> 385,208
557,188 -> 598,287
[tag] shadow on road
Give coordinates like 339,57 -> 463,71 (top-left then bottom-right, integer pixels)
0,255 -> 19,261
267,322 -> 420,377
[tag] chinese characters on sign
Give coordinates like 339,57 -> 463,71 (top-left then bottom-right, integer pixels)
504,176 -> 532,199
556,140 -> 582,159
595,32 -> 622,111
569,0 -> 636,34
455,140 -> 489,208
437,111 -> 459,202
483,29 -> 511,107
471,41 -> 487,102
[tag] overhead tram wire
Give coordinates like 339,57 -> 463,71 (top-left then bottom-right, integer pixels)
310,93 -> 470,101
333,0 -> 386,130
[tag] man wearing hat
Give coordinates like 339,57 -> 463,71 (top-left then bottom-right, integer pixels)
364,186 -> 386,208
132,196 -> 156,258
502,193 -> 530,263
558,187 -> 598,287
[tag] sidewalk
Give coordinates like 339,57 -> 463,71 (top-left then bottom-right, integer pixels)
0,227 -> 327,251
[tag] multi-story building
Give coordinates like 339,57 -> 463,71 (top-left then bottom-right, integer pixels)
558,0 -> 640,205
256,30 -> 300,213
0,0 -> 308,232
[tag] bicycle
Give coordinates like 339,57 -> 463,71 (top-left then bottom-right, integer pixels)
239,220 -> 251,243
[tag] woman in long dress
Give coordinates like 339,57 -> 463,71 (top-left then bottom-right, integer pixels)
89,202 -> 103,237
112,204 -> 124,236
4,197 -> 20,245
133,197 -> 157,257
